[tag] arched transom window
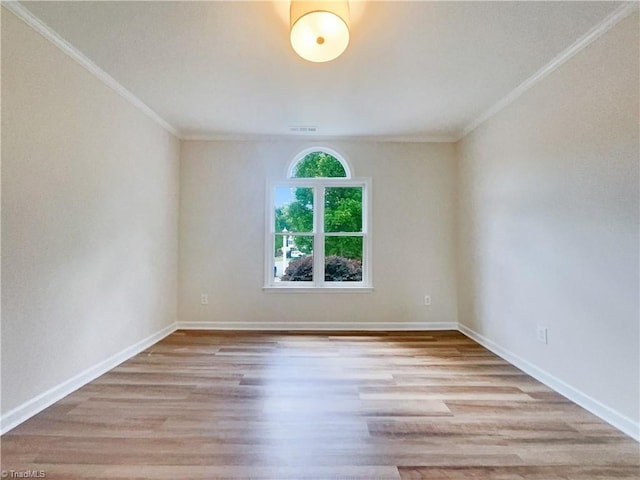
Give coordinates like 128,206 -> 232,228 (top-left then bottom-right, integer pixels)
266,148 -> 371,290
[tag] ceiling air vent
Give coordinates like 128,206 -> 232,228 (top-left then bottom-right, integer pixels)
289,126 -> 318,134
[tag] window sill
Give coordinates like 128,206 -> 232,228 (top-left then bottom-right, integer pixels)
263,286 -> 374,293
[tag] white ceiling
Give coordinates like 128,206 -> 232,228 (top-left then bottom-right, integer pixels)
18,1 -> 624,141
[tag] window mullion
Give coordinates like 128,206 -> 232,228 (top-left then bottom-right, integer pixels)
315,185 -> 325,287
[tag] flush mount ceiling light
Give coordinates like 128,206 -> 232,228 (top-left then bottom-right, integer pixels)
290,1 -> 350,63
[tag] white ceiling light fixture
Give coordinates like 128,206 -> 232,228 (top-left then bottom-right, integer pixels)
290,1 -> 350,63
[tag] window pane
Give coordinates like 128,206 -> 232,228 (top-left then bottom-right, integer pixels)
325,237 -> 363,282
292,152 -> 346,178
274,186 -> 313,233
274,235 -> 313,281
324,187 -> 362,232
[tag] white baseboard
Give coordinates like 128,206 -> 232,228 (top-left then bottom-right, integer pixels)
0,322 -> 178,435
458,323 -> 640,442
177,321 -> 458,331
3,320 -> 637,442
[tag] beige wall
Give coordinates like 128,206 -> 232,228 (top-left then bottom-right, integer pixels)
1,11 -> 180,415
457,13 -> 639,425
179,140 -> 458,326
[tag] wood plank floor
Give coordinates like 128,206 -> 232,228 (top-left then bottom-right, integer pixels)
1,330 -> 638,479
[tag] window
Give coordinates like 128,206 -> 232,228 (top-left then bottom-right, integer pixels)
265,148 -> 371,290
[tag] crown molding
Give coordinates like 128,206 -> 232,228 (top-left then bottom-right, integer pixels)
5,1 -> 635,145
182,133 -> 458,143
2,1 -> 182,139
458,2 -> 639,141
344,134 -> 458,143
182,133 -> 283,142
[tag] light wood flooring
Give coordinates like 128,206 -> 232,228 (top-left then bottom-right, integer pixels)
1,330 -> 638,479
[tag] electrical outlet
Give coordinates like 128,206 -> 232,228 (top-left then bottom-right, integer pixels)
536,325 -> 548,344
424,295 -> 431,306
200,294 -> 209,305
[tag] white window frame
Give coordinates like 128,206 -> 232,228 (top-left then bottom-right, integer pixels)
263,150 -> 372,292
